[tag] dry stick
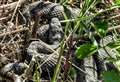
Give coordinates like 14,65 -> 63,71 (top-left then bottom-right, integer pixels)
108,25 -> 120,31
0,0 -> 26,22
0,0 -> 26,49
108,14 -> 120,20
0,16 -> 11,21
0,1 -> 22,22
0,28 -> 29,37
0,2 -> 18,10
10,0 -> 22,22
32,16 -> 40,38
0,40 -> 24,46
0,0 -> 26,10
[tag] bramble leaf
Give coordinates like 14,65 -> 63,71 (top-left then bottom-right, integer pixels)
76,43 -> 97,59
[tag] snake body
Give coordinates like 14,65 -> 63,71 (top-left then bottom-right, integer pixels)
24,1 -> 79,72
23,1 -> 65,24
23,1 -> 80,23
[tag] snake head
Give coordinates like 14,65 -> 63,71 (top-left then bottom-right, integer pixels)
22,1 -> 44,25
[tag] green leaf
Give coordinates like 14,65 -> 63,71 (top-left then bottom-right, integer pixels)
103,70 -> 120,82
95,20 -> 108,37
76,43 -> 97,59
114,0 -> 120,5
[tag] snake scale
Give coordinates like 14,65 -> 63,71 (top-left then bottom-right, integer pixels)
23,0 -> 80,71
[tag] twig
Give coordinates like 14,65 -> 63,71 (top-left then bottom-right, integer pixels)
32,16 -> 40,38
0,28 -> 29,37
0,0 -> 26,10
0,2 -> 17,10
0,16 -> 11,21
108,14 -> 120,20
10,0 -> 21,22
0,40 -> 24,46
